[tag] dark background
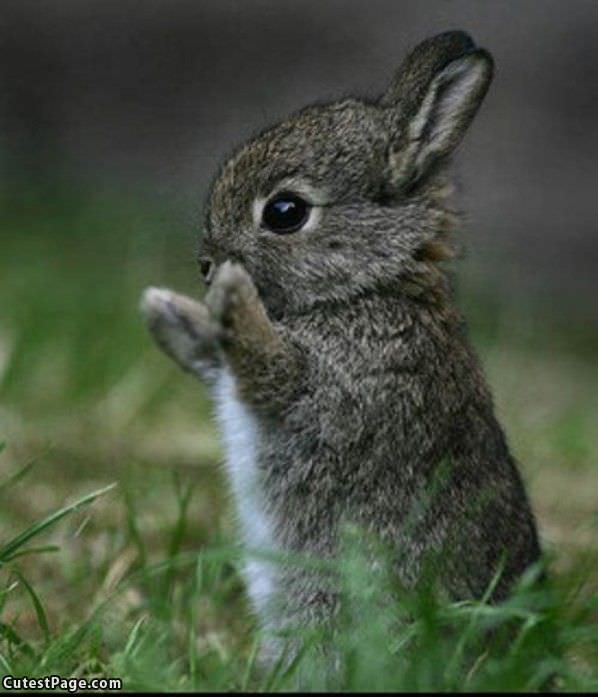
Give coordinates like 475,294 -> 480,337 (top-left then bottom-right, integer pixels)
2,0 -> 598,312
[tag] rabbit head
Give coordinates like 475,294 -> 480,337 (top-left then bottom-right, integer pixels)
200,31 -> 493,318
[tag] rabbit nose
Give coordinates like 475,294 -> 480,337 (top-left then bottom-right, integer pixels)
199,256 -> 215,285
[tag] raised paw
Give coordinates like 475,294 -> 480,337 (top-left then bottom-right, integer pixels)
204,261 -> 258,328
140,286 -> 219,376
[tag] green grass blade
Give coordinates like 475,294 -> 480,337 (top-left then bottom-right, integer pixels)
240,638 -> 260,691
260,640 -> 292,692
12,570 -> 50,646
124,616 -> 147,658
163,474 -> 194,596
0,622 -> 34,658
4,545 -> 60,562
0,650 -> 13,675
0,458 -> 36,494
0,483 -> 117,564
123,487 -> 147,569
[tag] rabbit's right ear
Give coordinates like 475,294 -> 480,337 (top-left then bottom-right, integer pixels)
380,31 -> 493,190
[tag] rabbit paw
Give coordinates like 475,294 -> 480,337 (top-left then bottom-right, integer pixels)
205,261 -> 258,329
141,287 -> 218,373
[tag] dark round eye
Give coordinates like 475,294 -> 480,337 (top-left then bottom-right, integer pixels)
262,192 -> 311,234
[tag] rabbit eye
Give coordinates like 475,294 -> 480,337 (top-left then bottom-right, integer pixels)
262,192 -> 311,234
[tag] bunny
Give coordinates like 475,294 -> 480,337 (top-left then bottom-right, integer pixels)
141,30 -> 541,662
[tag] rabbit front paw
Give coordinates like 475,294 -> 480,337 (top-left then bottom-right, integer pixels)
205,261 -> 259,331
141,287 -> 220,377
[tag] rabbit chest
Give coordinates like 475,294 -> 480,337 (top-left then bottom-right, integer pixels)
213,368 -> 278,616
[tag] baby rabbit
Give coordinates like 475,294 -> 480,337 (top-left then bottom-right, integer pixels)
142,30 -> 541,661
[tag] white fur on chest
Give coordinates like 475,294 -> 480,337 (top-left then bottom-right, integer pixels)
214,369 -> 277,618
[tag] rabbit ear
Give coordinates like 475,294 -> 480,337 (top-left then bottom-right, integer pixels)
381,31 -> 493,188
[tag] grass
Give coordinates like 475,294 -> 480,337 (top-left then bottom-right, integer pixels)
0,181 -> 596,691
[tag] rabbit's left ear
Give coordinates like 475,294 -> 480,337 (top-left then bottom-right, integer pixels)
381,31 -> 494,188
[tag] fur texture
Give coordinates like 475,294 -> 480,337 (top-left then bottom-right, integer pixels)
141,30 -> 541,661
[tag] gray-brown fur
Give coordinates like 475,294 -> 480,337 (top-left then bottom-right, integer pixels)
141,30 -> 541,660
